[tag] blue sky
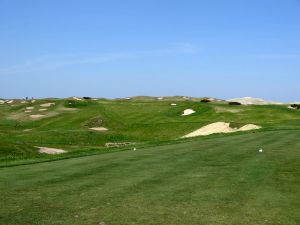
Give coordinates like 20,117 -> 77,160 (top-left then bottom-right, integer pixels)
0,0 -> 300,101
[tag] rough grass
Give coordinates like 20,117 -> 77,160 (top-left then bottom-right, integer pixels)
0,98 -> 300,163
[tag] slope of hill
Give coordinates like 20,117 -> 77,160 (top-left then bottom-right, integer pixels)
0,97 -> 299,165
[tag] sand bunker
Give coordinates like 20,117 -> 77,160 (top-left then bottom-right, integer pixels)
157,97 -> 164,100
182,109 -> 196,116
0,100 -> 5,104
37,146 -> 67,154
31,100 -> 36,103
25,110 -> 32,113
89,127 -> 108,131
7,100 -> 14,104
38,109 -> 47,111
182,122 -> 261,138
171,103 -> 177,106
26,106 -> 34,110
30,114 -> 45,119
40,103 -> 55,107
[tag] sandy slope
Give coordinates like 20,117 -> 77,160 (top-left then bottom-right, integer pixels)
227,97 -> 283,105
183,122 -> 261,138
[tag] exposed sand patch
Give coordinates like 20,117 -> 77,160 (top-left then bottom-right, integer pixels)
105,142 -> 134,147
24,110 -> 32,113
26,106 -> 34,110
40,102 -> 55,107
7,100 -> 14,104
36,146 -> 67,154
171,103 -> 177,106
182,109 -> 195,116
21,101 -> 27,103
0,100 -> 5,104
214,106 -> 243,113
89,127 -> 108,131
23,129 -> 32,132
227,97 -> 282,105
38,108 -> 47,111
182,122 -> 261,138
31,100 -> 36,103
238,124 -> 261,131
30,114 -> 45,119
157,97 -> 164,100
60,107 -> 78,111
288,106 -> 296,110
72,97 -> 83,101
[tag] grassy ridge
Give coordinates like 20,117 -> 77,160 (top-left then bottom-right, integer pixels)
0,98 -> 300,163
0,130 -> 299,224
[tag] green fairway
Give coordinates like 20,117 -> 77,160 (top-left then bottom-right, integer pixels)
1,130 -> 300,225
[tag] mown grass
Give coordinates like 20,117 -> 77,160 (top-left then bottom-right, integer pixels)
0,130 -> 299,225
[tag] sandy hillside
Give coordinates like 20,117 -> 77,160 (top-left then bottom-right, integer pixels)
182,122 -> 261,138
227,97 -> 283,105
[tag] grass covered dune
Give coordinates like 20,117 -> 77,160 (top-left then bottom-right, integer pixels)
1,130 -> 300,225
1,97 -> 300,164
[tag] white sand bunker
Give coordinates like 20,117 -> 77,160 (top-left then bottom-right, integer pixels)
26,106 -> 34,110
182,122 -> 261,138
0,100 -> 5,104
37,146 -> 67,154
30,114 -> 45,119
89,127 -> 108,131
39,108 -> 47,111
171,103 -> 177,106
25,110 -> 32,113
182,109 -> 195,116
40,102 -> 55,107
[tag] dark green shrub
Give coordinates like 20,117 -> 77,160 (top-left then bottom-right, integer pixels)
229,102 -> 241,105
290,104 -> 300,109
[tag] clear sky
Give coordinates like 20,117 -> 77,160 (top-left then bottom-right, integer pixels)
0,0 -> 300,101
